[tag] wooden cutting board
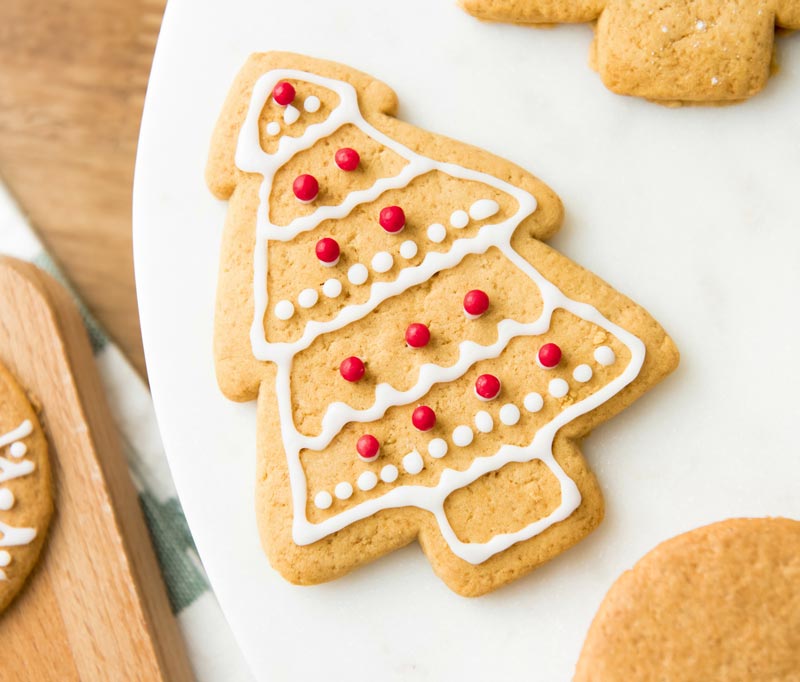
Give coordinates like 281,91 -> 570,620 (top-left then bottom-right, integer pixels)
0,257 -> 193,681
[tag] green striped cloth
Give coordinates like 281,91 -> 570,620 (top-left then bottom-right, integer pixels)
0,183 -> 253,681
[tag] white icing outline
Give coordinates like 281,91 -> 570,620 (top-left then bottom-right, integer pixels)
234,70 -> 645,564
0,420 -> 37,561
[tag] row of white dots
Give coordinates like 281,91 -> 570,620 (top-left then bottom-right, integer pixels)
314,450 -> 426,509
266,96 -> 321,136
425,198 -> 499,244
312,348 -> 617,507
273,238 -> 412,319
272,199 -> 500,320
0,427 -> 32,571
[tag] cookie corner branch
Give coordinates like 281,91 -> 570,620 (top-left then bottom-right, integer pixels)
461,0 -> 800,104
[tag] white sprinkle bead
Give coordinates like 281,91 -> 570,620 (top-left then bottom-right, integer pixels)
274,300 -> 294,320
334,482 -> 353,500
428,438 -> 448,459
371,251 -> 393,273
297,288 -> 319,309
452,425 -> 474,447
9,442 -> 27,458
303,95 -> 321,112
0,550 -> 10,567
427,223 -> 446,243
594,346 -> 616,366
380,464 -> 399,483
283,104 -> 300,124
0,489 -> 14,511
266,121 -> 281,136
322,278 -> 342,298
499,403 -> 521,426
549,378 -> 569,398
347,263 -> 369,285
449,210 -> 469,229
469,199 -> 500,221
402,450 -> 424,475
314,491 -> 332,510
399,240 -> 418,259
523,392 -> 544,413
474,410 -> 494,433
357,471 -> 378,491
573,364 -> 593,382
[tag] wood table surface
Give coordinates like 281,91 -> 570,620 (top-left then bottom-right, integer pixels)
0,0 -> 168,378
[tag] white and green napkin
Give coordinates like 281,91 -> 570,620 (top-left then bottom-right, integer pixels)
0,182 -> 253,681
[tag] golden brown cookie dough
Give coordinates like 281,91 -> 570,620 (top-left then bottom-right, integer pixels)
207,52 -> 678,596
460,0 -> 800,104
576,518 -> 800,681
0,361 -> 53,614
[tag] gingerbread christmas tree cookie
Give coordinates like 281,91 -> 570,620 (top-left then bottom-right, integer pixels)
461,0 -> 800,103
0,361 -> 53,613
207,52 -> 679,596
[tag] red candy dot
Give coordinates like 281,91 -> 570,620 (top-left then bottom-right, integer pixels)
357,434 -> 380,461
475,374 -> 501,401
315,237 -> 340,266
272,81 -> 296,106
405,323 -> 430,349
538,343 -> 562,369
463,289 -> 490,318
379,206 -> 406,233
335,148 -> 360,171
339,356 -> 365,382
293,174 -> 319,202
412,405 -> 436,432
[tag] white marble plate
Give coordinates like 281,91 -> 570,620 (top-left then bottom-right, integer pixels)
133,1 -> 800,679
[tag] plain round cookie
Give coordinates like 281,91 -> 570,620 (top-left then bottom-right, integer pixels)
575,518 -> 800,681
0,361 -> 53,614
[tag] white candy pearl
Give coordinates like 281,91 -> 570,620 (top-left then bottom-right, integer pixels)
402,450 -> 424,475
499,403 -> 521,426
334,482 -> 353,500
594,346 -> 616,366
549,378 -> 569,398
357,471 -> 378,491
426,223 -> 446,243
452,425 -> 474,447
303,95 -> 321,113
314,491 -> 332,509
297,288 -> 319,309
449,210 -> 469,228
274,300 -> 294,320
474,410 -> 494,433
428,438 -> 448,459
399,240 -> 418,259
348,264 -> 369,285
523,392 -> 544,413
322,279 -> 342,298
573,364 -> 593,382
380,465 -> 399,483
371,251 -> 393,273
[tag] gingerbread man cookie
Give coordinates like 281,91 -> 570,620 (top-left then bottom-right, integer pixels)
0,361 -> 53,614
576,518 -> 800,680
206,52 -> 679,596
461,0 -> 800,103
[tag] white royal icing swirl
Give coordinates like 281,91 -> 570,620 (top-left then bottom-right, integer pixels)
0,419 -> 37,579
234,70 -> 645,564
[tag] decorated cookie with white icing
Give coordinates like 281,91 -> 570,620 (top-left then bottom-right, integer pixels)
207,52 -> 679,596
0,361 -> 53,613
